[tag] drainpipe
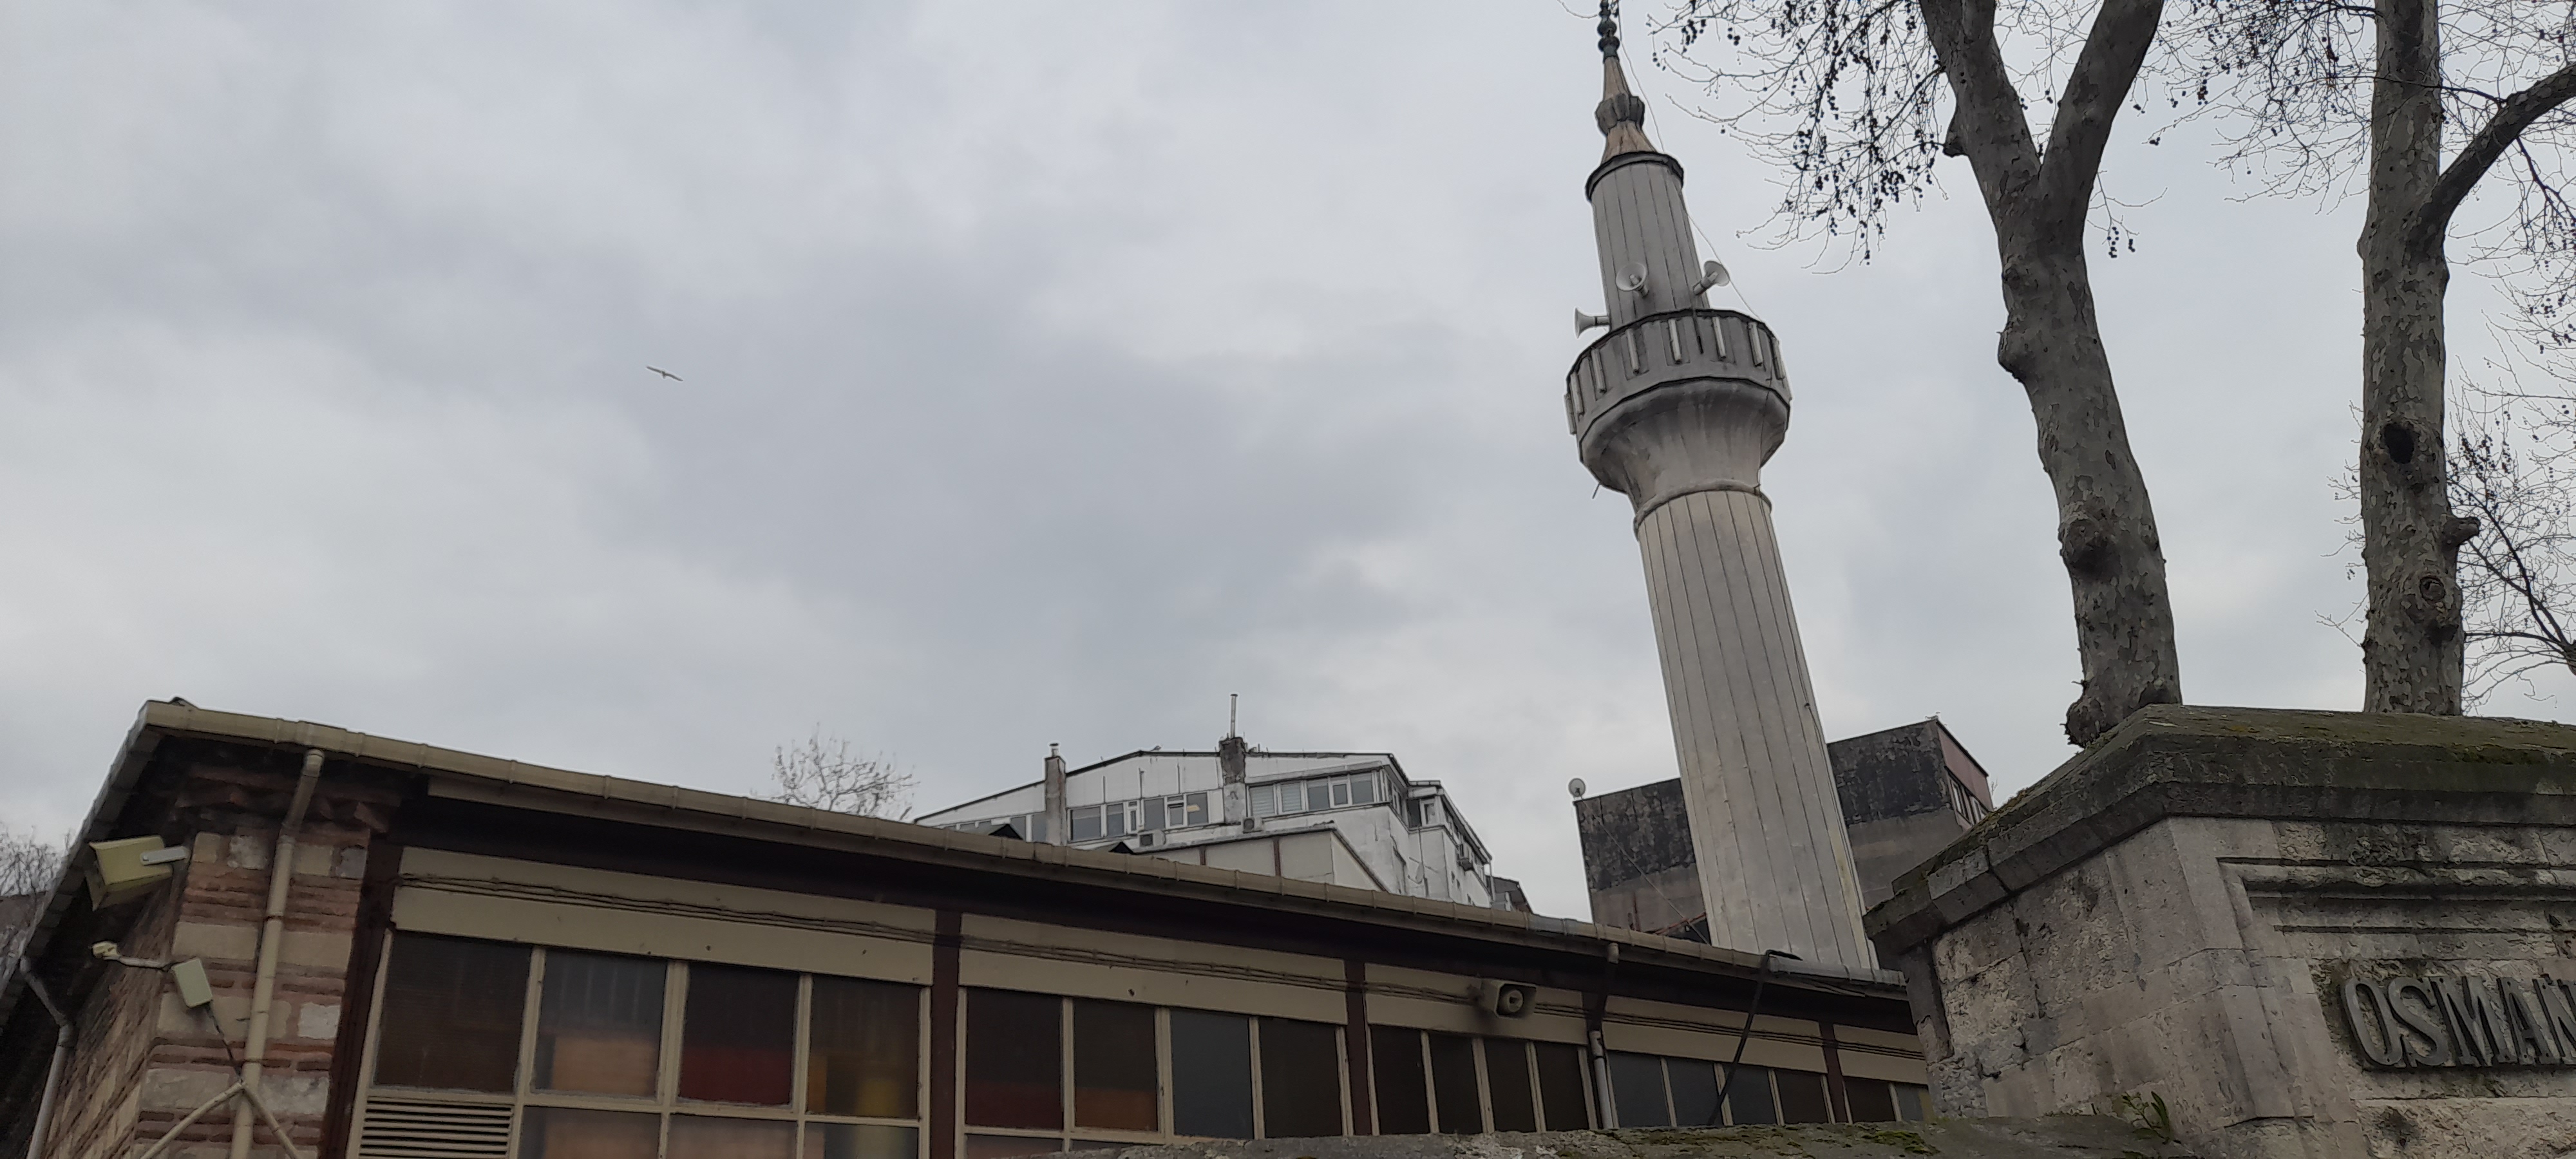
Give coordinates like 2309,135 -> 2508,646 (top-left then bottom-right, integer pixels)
23,972 -> 70,1159
1587,942 -> 1618,1127
231,748 -> 325,1159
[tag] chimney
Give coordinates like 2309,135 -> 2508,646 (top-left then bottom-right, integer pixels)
1043,744 -> 1067,845
1218,733 -> 1251,831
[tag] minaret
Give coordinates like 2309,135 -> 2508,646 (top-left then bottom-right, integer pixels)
1566,6 -> 1873,969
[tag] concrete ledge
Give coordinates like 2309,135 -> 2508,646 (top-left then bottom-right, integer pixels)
1866,706 -> 2576,956
1063,1117 -> 2192,1159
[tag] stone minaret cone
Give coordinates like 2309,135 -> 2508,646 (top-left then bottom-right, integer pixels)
1565,14 -> 1873,968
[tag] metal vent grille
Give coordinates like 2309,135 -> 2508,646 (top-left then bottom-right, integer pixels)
356,1097 -> 514,1159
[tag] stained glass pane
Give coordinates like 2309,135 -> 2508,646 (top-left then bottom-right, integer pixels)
966,990 -> 1062,1129
1073,1000 -> 1157,1130
520,1107 -> 658,1159
805,1124 -> 918,1159
668,1115 -> 793,1159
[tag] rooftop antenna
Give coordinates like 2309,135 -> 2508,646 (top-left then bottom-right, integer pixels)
1228,693 -> 1238,740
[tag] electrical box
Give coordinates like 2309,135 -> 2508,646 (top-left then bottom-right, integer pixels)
171,959 -> 214,1008
86,836 -> 175,909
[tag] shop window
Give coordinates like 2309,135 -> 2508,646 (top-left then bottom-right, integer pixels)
1256,1019 -> 1344,1138
668,1115 -> 795,1159
1667,1058 -> 1720,1127
520,1106 -> 659,1159
1607,1053 -> 1669,1126
1532,1042 -> 1591,1129
372,933 -> 529,1093
1170,1010 -> 1254,1139
1482,1041 -> 1537,1133
1427,1033 -> 1481,1134
1368,1027 -> 1428,1135
680,963 -> 797,1106
1774,1069 -> 1832,1124
536,950 -> 667,1097
805,1123 -> 918,1159
1842,1077 -> 1897,1122
1072,1000 -> 1158,1131
965,990 -> 1063,1129
808,977 -> 920,1119
1721,1065 -> 1777,1124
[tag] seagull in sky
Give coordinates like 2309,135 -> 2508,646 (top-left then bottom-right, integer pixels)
647,366 -> 682,381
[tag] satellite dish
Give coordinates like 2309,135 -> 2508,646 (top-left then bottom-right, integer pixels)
1615,261 -> 1649,294
1567,778 -> 1588,800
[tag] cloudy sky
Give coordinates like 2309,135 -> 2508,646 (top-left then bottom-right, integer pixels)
1,3 -> 2552,917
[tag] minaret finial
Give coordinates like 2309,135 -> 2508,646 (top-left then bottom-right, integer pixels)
1593,1 -> 1654,161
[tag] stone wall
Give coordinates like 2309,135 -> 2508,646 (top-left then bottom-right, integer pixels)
1869,706 -> 2576,1159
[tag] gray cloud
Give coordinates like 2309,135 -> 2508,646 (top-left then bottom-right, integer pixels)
3,2 -> 2559,917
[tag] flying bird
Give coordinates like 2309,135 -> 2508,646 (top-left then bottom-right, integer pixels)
647,366 -> 682,381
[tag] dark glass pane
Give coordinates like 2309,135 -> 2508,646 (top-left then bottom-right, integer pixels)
373,934 -> 529,1092
1533,1043 -> 1591,1130
1667,1057 -> 1720,1127
536,950 -> 666,1097
1256,1019 -> 1343,1138
1607,1053 -> 1669,1127
1893,1083 -> 1929,1122
1350,776 -> 1378,806
810,977 -> 920,1118
1368,1026 -> 1428,1135
1844,1077 -> 1896,1122
1721,1066 -> 1776,1125
963,1135 -> 1060,1159
1427,1033 -> 1481,1135
668,1115 -> 793,1159
1482,1041 -> 1537,1133
805,1124 -> 918,1159
1073,1000 -> 1157,1130
1776,1069 -> 1832,1124
680,963 -> 797,1105
520,1107 -> 659,1159
1171,1010 -> 1254,1140
966,990 -> 1062,1129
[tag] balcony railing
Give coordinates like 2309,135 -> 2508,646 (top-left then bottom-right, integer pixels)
1565,308 -> 1788,437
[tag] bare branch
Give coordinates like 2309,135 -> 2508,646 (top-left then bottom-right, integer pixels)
2414,62 -> 2576,252
764,730 -> 915,820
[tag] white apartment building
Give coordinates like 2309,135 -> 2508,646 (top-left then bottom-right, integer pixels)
916,736 -> 1501,907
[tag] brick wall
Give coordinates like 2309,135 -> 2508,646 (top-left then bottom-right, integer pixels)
37,756 -> 393,1159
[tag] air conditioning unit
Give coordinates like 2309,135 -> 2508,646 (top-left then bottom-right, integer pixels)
1133,831 -> 1160,849
1481,980 -> 1536,1019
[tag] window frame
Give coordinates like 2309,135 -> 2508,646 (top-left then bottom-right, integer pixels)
356,936 -> 931,1159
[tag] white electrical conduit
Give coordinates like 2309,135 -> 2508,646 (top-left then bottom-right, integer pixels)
138,1082 -> 301,1159
21,972 -> 70,1159
228,748 -> 324,1159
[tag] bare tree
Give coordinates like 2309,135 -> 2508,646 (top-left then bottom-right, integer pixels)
765,730 -> 914,820
2445,374 -> 2576,702
2179,1 -> 2576,713
2,825 -> 70,966
1647,0 -> 2182,745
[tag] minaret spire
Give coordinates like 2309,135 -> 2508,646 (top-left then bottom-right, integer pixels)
1594,3 -> 1655,162
1564,8 -> 1876,970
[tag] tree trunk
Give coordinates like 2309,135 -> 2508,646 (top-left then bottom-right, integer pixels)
1922,0 -> 2183,745
1997,243 -> 2184,744
2359,0 -> 2469,713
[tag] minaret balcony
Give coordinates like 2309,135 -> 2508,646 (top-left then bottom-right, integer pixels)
1565,308 -> 1789,440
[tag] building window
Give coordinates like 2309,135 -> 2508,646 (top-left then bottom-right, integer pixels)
1367,1032 -> 1592,1134
1601,1053 -> 1855,1127
1170,1010 -> 1254,1139
372,934 -> 529,1093
961,991 -> 1347,1147
363,934 -> 925,1159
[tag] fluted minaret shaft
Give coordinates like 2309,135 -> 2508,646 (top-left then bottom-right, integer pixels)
1567,17 -> 1872,968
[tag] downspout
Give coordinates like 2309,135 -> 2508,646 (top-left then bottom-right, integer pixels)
231,748 -> 325,1159
23,972 -> 70,1159
1587,942 -> 1617,1127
